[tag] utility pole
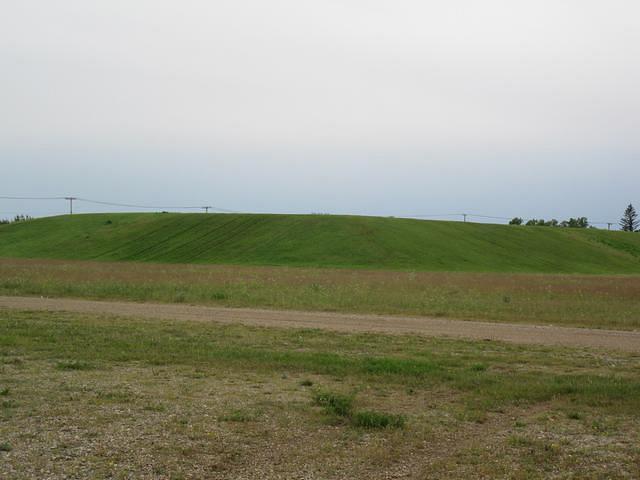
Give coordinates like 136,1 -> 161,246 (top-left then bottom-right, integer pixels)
64,197 -> 77,215
462,213 -> 467,223
202,206 -> 212,213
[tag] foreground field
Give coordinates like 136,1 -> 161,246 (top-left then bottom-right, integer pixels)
1,213 -> 640,273
1,258 -> 640,330
1,308 -> 639,479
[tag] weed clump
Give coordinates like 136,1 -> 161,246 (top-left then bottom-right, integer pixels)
2,400 -> 16,409
312,389 -> 405,429
56,360 -> 94,371
470,363 -> 488,372
313,390 -> 353,417
0,442 -> 11,452
143,403 -> 167,413
352,410 -> 406,429
219,409 -> 258,422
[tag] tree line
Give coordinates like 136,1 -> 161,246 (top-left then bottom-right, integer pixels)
508,216 -> 589,228
2,206 -> 638,231
0,215 -> 33,225
509,204 -> 639,231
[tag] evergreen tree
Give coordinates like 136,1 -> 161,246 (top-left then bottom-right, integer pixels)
620,204 -> 639,232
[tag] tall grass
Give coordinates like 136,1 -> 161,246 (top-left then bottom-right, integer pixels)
2,259 -> 640,329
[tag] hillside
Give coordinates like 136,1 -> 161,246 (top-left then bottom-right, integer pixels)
1,213 -> 640,273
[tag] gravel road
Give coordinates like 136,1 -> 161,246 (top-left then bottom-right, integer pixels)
1,295 -> 639,352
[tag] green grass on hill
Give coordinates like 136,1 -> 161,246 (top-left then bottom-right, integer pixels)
1,213 -> 640,273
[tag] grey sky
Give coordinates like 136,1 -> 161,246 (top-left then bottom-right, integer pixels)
1,1 -> 639,224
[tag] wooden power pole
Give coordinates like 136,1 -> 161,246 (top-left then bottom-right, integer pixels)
64,197 -> 77,215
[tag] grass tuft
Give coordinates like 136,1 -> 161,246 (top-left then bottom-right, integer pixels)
470,363 -> 488,372
56,360 -> 94,371
312,389 -> 406,429
143,403 -> 167,413
2,400 -> 16,409
313,390 -> 354,417
352,410 -> 406,429
219,409 -> 259,422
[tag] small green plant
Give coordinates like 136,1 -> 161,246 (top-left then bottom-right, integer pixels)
352,410 -> 405,429
95,390 -> 134,403
508,435 -> 534,447
0,388 -> 9,396
56,360 -> 94,371
312,389 -> 406,429
567,411 -> 582,420
470,363 -> 488,372
143,403 -> 167,413
219,409 -> 257,422
0,442 -> 11,452
313,390 -> 353,417
300,379 -> 313,387
455,408 -> 488,424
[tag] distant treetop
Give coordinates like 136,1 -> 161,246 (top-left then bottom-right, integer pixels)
620,204 -> 639,232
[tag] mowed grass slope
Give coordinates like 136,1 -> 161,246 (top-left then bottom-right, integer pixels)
1,213 -> 640,273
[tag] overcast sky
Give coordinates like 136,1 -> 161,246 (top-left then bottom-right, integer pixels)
1,1 -> 639,224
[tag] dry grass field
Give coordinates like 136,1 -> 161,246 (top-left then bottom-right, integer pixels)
2,254 -> 639,478
1,258 -> 640,330
1,309 -> 639,479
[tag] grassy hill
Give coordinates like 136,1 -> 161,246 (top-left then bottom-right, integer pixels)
1,213 -> 640,273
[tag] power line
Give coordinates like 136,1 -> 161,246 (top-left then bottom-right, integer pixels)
467,214 -> 513,220
406,213 -> 464,218
405,213 -> 512,221
0,195 -> 238,213
0,196 -> 66,200
75,197 -> 237,213
1,195 -> 623,227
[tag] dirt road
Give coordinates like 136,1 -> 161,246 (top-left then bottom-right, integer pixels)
1,295 -> 639,352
